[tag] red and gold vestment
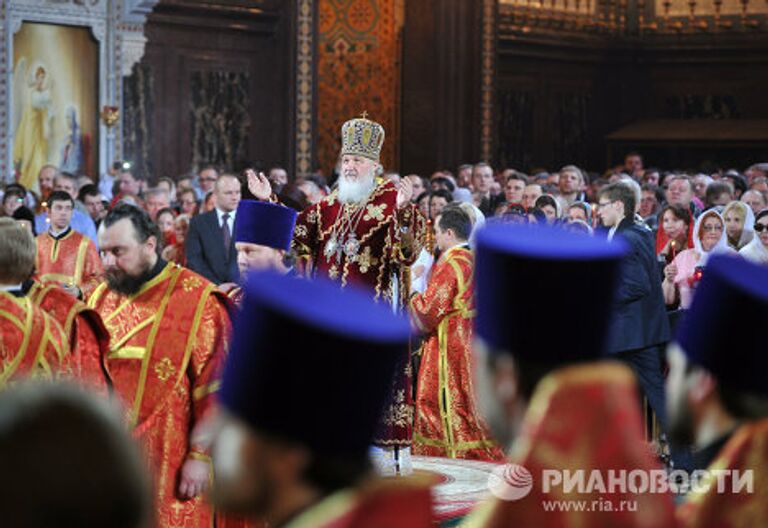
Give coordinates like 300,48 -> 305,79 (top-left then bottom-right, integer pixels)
677,418 -> 768,528
28,281 -> 109,392
88,262 -> 230,528
293,179 -> 427,446
0,291 -> 70,386
36,229 -> 103,297
410,245 -> 503,461
466,362 -> 676,528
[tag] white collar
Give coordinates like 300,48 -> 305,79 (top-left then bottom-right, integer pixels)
607,224 -> 619,241
0,284 -> 23,292
216,208 -> 236,224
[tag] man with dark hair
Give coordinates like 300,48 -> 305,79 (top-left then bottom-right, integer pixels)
522,183 -> 543,211
79,183 -> 107,228
624,151 -> 644,177
472,162 -> 503,216
468,224 -> 674,526
212,273 -> 432,526
115,170 -> 146,208
430,176 -> 455,193
704,181 -> 733,209
35,170 -> 99,242
0,218 -> 70,383
0,383 -> 151,528
410,205 -> 503,461
35,190 -> 103,298
89,203 -> 232,527
196,165 -> 219,199
640,183 -> 664,228
503,173 -> 528,205
268,166 -> 288,191
669,256 -> 768,525
598,183 -> 671,440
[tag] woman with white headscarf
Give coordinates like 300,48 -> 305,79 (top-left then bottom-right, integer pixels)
722,200 -> 755,250
740,209 -> 768,265
662,209 -> 734,308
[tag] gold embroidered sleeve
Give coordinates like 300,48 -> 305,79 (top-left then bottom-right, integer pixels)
292,203 -> 320,258
188,292 -> 231,430
409,259 -> 457,334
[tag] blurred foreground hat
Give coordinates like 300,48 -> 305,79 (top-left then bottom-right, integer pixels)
475,224 -> 626,364
676,254 -> 768,396
221,273 -> 410,456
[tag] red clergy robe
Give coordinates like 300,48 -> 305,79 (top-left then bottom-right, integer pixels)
88,262 -> 231,528
35,228 -> 103,297
464,362 -> 676,528
677,419 -> 768,528
410,245 -> 504,461
293,179 -> 428,447
0,291 -> 70,386
27,280 -> 110,393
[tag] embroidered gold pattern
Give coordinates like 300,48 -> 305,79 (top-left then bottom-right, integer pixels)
182,276 -> 203,292
154,357 -> 176,382
356,246 -> 379,274
364,203 -> 386,222
328,264 -> 339,280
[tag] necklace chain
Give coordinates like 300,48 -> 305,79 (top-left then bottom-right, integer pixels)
324,201 -> 367,262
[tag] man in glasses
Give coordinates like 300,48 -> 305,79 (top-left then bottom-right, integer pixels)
196,165 -> 219,200
597,182 -> 672,461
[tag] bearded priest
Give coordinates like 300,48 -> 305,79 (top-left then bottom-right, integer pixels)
249,114 -> 428,474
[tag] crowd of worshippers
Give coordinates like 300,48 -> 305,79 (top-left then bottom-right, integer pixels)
1,143 -> 768,528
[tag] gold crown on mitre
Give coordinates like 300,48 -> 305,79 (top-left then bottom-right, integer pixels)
340,112 -> 385,162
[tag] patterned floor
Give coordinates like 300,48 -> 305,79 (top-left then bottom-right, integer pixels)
412,456 -> 504,523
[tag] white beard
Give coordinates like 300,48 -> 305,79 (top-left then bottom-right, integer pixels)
337,172 -> 376,205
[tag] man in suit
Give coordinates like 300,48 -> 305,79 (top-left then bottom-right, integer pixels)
186,173 -> 241,286
597,182 -> 670,429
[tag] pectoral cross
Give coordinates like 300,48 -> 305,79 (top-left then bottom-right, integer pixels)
360,110 -> 369,119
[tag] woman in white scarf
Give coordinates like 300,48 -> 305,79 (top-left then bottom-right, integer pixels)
740,209 -> 768,265
662,209 -> 734,308
722,200 -> 755,250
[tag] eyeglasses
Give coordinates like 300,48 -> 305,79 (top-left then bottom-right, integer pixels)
199,177 -> 217,183
597,201 -> 615,209
755,223 -> 768,233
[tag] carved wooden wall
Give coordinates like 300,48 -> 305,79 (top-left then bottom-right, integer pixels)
123,0 -> 297,181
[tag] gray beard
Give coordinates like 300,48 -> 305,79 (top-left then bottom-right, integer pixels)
337,174 -> 376,205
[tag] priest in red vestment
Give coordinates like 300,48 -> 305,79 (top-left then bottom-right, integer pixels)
410,205 -> 503,461
0,218 -> 70,385
89,204 -> 230,528
669,255 -> 768,528
465,224 -> 675,527
250,115 -> 428,471
26,280 -> 109,392
212,272 -> 433,528
35,191 -> 103,298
